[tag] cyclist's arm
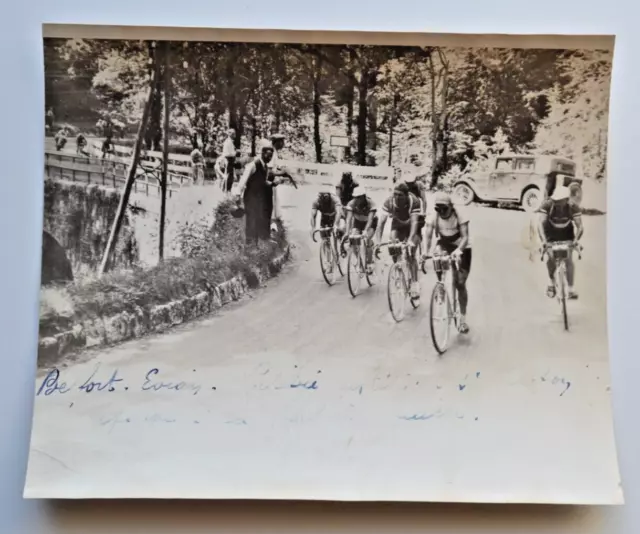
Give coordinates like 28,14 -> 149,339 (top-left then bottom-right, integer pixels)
573,213 -> 584,241
364,209 -> 375,234
424,217 -> 436,255
537,212 -> 548,244
409,212 -> 420,242
345,210 -> 354,235
455,222 -> 470,253
376,212 -> 389,244
310,208 -> 318,231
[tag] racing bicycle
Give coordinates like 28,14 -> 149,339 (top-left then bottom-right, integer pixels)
427,253 -> 462,355
344,233 -> 375,297
312,226 -> 344,286
540,240 -> 583,331
376,241 -> 421,322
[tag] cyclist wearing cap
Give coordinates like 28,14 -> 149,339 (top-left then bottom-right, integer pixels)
424,191 -> 472,334
344,186 -> 377,273
310,185 -> 342,237
376,182 -> 423,298
537,183 -> 583,300
403,160 -> 429,243
334,171 -> 359,239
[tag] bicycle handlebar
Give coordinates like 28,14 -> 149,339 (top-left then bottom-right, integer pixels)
312,227 -> 334,243
540,241 -> 583,262
425,253 -> 462,270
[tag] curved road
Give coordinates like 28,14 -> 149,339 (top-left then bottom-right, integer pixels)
26,182 -> 621,504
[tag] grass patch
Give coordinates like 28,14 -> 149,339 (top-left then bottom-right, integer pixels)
40,199 -> 288,336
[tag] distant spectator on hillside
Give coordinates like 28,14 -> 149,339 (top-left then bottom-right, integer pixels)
76,133 -> 89,157
214,155 -> 228,190
221,128 -> 236,193
190,144 -> 205,185
101,136 -> 114,160
54,128 -> 67,151
46,108 -> 54,131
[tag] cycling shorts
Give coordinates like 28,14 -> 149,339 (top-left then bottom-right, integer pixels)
436,240 -> 472,274
543,222 -> 575,243
353,215 -> 378,233
320,214 -> 337,228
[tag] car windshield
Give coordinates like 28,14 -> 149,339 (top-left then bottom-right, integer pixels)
496,158 -> 513,171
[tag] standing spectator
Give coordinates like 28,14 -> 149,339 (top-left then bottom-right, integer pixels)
237,140 -> 282,244
190,144 -> 205,185
214,154 -> 228,190
46,108 -> 55,132
54,128 -> 67,151
76,132 -> 89,157
222,128 -> 237,193
101,136 -> 114,160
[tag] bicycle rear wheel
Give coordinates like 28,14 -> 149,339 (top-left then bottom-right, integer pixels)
558,266 -> 569,331
430,282 -> 452,354
319,239 -> 336,286
388,263 -> 408,322
347,246 -> 363,298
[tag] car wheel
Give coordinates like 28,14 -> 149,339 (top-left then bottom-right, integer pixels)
453,183 -> 474,206
521,188 -> 542,212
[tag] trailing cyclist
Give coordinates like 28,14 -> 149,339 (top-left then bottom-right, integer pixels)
310,185 -> 342,273
424,192 -> 472,334
537,183 -> 583,300
310,185 -> 342,237
334,171 -> 359,238
375,182 -> 423,299
343,186 -> 377,274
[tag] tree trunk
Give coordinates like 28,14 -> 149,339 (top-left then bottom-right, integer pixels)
345,79 -> 354,160
356,71 -> 369,166
250,116 -> 258,157
388,92 -> 398,166
159,42 -> 170,262
99,50 -> 158,275
313,56 -> 323,163
429,64 -> 439,188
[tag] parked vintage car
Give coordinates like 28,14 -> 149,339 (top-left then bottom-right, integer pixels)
452,155 -> 582,212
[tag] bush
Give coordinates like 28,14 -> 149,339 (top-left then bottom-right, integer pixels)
40,199 -> 288,334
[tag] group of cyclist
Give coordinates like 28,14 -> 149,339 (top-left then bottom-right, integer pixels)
310,157 -> 585,336
310,157 -> 474,334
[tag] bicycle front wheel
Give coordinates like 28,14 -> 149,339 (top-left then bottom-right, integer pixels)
388,263 -> 408,323
334,237 -> 345,277
347,246 -> 363,298
364,244 -> 375,287
319,239 -> 336,287
430,282 -> 452,354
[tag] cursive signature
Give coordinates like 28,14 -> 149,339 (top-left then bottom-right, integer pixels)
141,368 -> 201,395
36,369 -> 71,396
79,365 -> 123,393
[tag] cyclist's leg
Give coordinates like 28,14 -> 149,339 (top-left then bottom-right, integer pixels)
455,248 -> 471,315
364,217 -> 377,266
544,224 -> 558,296
566,250 -> 578,299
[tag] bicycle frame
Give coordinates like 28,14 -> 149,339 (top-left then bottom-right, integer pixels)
540,240 -> 582,331
378,241 -> 421,322
428,253 -> 462,354
312,226 -> 343,286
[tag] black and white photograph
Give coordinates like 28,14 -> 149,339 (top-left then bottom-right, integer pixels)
25,25 -> 620,504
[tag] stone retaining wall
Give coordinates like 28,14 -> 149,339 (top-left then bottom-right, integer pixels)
38,246 -> 290,366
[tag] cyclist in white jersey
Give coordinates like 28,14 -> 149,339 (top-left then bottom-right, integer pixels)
424,191 -> 472,334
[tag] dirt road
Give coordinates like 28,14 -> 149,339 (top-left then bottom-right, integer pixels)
25,182 -> 621,504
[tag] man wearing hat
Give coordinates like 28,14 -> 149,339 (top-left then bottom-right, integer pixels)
537,184 -> 583,299
237,139 -> 280,244
424,192 -> 472,334
221,128 -> 237,193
